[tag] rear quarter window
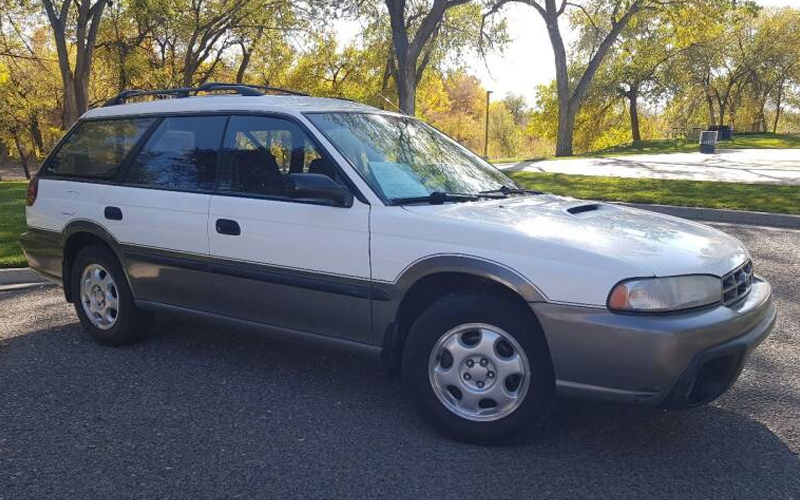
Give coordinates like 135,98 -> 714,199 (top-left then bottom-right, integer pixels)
124,115 -> 227,192
46,118 -> 155,179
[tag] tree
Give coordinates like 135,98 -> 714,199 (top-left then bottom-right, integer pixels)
384,0 -> 467,114
581,11 -> 686,141
486,0 -> 655,155
503,93 -> 528,125
40,0 -> 110,126
96,0 -> 159,93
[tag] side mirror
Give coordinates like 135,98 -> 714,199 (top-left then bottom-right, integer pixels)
286,173 -> 354,208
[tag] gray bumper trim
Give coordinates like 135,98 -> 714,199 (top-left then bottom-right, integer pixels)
532,279 -> 776,405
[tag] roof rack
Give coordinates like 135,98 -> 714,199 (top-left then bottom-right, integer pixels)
103,82 -> 309,107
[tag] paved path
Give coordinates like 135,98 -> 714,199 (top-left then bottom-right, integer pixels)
1,223 -> 799,498
499,148 -> 800,185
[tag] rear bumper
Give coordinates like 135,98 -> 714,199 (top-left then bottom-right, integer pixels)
531,278 -> 776,406
20,227 -> 63,282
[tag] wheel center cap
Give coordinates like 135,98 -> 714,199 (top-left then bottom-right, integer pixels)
92,286 -> 105,307
459,356 -> 497,390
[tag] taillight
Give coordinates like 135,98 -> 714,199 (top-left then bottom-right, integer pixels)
26,176 -> 39,206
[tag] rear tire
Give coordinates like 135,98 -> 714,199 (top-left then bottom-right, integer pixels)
402,292 -> 554,444
70,245 -> 151,346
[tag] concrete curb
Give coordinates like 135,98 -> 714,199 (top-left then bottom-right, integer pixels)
617,203 -> 800,229
0,267 -> 54,292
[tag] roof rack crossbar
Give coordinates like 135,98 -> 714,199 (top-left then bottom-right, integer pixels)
103,82 -> 309,107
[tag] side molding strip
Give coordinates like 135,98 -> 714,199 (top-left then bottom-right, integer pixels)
123,247 -> 390,301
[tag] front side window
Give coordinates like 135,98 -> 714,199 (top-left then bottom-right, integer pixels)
218,115 -> 335,197
46,118 -> 155,178
306,113 -> 516,202
125,116 -> 226,191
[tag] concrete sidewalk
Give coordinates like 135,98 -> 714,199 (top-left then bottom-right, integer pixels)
498,148 -> 800,185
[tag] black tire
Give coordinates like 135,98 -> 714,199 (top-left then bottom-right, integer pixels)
402,292 -> 555,444
70,245 -> 151,346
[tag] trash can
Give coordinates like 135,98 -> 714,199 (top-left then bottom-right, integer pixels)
699,131 -> 717,154
708,125 -> 733,140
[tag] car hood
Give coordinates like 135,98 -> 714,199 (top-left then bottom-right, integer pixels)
402,195 -> 748,278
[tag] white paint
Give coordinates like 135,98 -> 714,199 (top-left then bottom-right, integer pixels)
102,185 -> 212,254
370,195 -> 747,306
208,196 -> 371,279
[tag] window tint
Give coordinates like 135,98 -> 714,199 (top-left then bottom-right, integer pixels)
218,115 -> 335,197
126,116 -> 226,191
46,118 -> 154,178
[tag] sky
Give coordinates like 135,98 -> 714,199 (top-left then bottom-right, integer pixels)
336,0 -> 799,104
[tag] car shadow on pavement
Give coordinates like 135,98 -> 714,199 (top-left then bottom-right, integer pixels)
1,314 -> 798,499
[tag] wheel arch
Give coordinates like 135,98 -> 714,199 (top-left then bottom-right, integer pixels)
61,221 -> 130,303
376,255 -> 550,376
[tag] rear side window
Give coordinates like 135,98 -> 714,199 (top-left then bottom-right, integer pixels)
125,116 -> 226,191
46,118 -> 154,178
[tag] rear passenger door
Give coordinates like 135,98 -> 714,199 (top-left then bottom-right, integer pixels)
207,115 -> 372,343
104,115 -> 226,309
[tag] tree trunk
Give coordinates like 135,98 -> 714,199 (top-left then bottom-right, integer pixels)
545,12 -> 571,157
705,92 -> 716,127
773,83 -> 784,133
12,131 -> 32,180
182,60 -> 195,87
236,49 -> 251,84
62,77 -> 81,128
396,64 -> 417,115
29,115 -> 45,158
555,99 -> 575,157
117,46 -> 130,92
0,142 -> 9,180
628,87 -> 641,142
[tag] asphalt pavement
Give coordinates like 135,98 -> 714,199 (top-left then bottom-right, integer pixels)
1,223 -> 799,499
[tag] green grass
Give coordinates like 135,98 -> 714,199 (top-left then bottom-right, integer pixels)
511,171 -> 800,215
585,132 -> 800,157
0,181 -> 29,269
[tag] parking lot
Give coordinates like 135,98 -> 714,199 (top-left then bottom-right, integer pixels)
1,223 -> 798,499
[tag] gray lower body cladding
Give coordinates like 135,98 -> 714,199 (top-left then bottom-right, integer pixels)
533,279 -> 776,406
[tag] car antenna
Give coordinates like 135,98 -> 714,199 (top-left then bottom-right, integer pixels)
377,94 -> 405,115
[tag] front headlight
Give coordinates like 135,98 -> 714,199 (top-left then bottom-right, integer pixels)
608,275 -> 722,312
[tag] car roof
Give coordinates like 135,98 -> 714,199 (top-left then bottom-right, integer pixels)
82,94 -> 394,120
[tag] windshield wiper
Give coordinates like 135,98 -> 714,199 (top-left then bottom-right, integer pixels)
479,186 -> 543,196
391,189 -> 511,205
391,191 -> 479,205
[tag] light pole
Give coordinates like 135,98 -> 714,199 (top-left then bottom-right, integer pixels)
483,90 -> 492,159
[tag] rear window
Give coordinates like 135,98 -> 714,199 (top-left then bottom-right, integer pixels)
46,118 -> 155,178
125,116 -> 226,192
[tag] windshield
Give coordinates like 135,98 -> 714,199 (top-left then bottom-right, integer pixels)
306,112 -> 518,203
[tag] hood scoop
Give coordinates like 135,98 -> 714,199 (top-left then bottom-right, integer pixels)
566,203 -> 603,215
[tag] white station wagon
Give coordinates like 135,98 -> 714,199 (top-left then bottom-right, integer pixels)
21,83 -> 776,443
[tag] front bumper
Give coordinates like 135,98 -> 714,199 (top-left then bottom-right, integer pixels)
531,278 -> 776,406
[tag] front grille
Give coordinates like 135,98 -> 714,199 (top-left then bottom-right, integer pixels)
722,260 -> 753,306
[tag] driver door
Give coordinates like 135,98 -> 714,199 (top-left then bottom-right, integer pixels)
207,114 -> 372,343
